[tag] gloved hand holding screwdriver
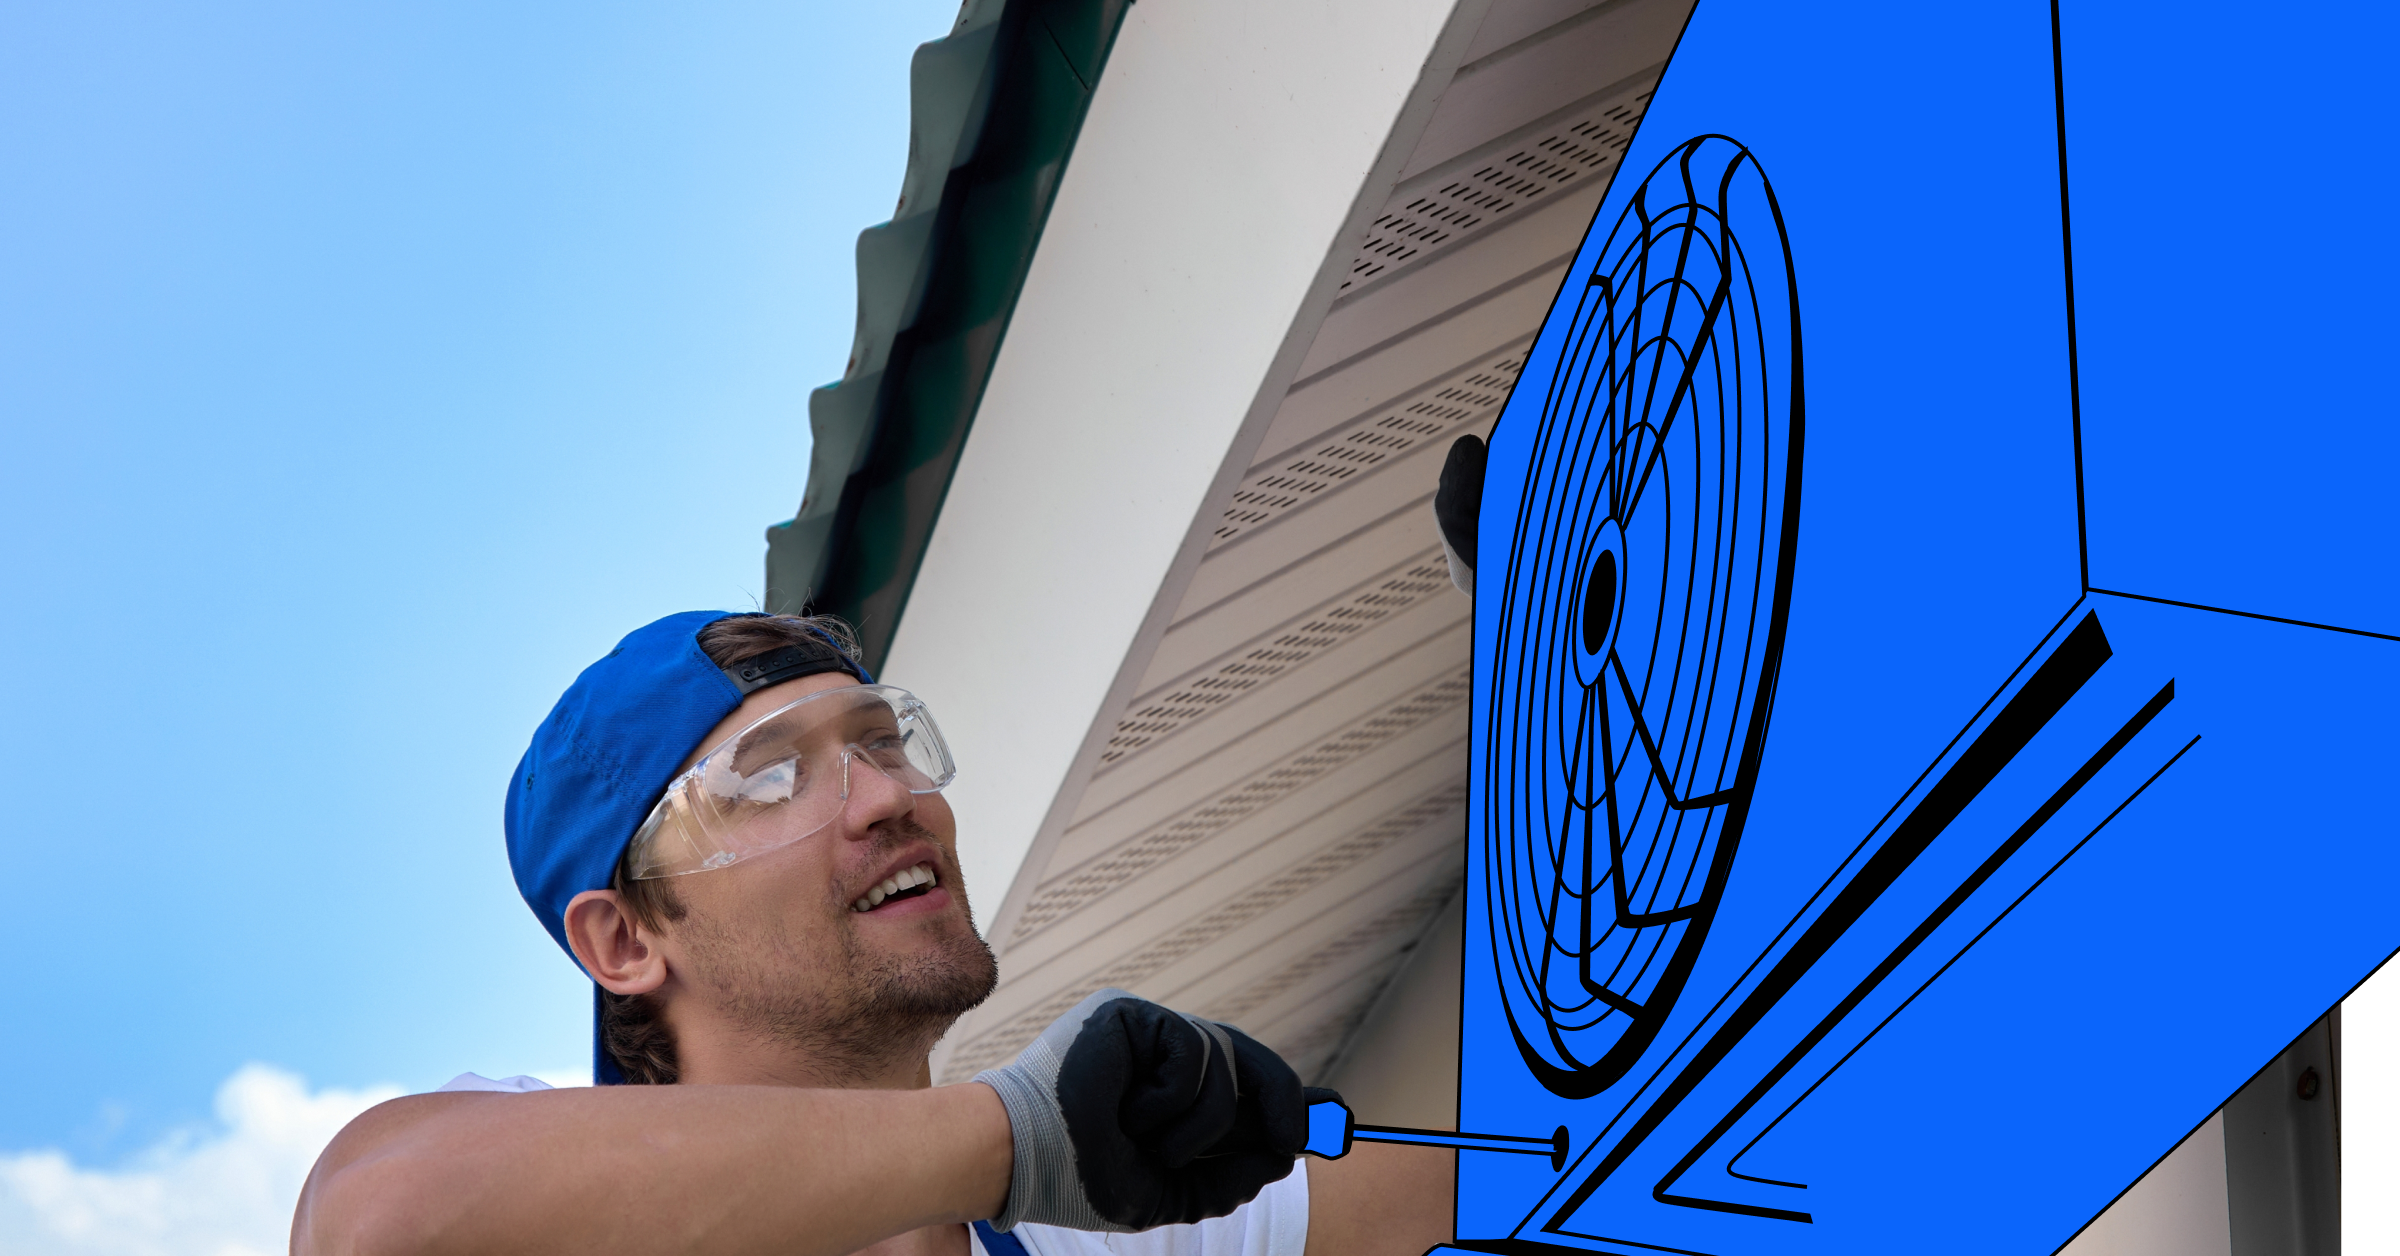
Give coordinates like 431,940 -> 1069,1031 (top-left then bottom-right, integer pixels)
977,988 -> 1345,1232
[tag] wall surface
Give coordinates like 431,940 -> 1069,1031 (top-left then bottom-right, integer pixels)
1325,888 -> 1466,1130
2060,1118 -> 2231,1256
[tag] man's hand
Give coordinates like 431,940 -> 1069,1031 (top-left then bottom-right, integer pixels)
1434,433 -> 1485,596
974,988 -> 1316,1232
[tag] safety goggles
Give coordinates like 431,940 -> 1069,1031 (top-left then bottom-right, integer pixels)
623,683 -> 956,880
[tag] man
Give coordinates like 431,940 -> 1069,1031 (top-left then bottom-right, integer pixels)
294,610 -> 1451,1256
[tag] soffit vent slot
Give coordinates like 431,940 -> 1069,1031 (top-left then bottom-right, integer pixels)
1099,551 -> 1455,768
1203,871 -> 1463,1077
1339,89 -> 1653,294
1213,352 -> 1527,549
1015,667 -> 1474,942
939,783 -> 1465,1082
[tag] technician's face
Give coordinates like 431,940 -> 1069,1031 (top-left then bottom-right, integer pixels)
655,672 -> 997,1065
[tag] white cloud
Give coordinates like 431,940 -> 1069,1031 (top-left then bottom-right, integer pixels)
0,1065 -> 400,1256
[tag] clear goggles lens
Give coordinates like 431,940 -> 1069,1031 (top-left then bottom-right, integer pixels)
625,683 -> 955,880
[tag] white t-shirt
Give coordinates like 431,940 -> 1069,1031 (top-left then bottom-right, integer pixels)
435,1073 -> 1311,1256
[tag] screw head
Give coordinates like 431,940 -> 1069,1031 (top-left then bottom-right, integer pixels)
2298,1067 -> 2322,1101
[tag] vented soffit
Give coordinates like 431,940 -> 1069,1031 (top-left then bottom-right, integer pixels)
927,0 -> 1696,1086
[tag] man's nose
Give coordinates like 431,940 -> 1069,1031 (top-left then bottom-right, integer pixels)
838,748 -> 917,831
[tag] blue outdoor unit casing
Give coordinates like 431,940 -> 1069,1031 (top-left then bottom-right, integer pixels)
1457,2 -> 2400,1253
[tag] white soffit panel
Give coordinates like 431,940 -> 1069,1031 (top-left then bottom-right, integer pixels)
922,0 -> 1698,1083
883,0 -> 1474,932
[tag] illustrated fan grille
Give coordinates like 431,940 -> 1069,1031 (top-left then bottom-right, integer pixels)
1480,135 -> 1802,1100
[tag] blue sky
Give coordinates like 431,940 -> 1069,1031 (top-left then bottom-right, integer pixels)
0,0 -> 957,1187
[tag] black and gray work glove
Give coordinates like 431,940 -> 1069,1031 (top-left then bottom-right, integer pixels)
973,987 -> 1335,1232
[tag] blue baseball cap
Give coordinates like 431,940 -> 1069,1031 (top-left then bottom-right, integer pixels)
504,610 -> 869,1084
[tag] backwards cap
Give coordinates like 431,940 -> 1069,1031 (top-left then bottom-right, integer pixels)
504,610 -> 867,1083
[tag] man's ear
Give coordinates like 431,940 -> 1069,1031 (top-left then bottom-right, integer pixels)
563,889 -> 668,996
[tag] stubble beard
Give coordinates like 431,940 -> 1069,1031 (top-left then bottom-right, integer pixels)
683,818 -> 999,1083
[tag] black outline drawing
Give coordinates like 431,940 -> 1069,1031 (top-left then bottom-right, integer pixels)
1462,126 -> 2206,1254
1455,7 -> 2400,1250
1463,582 -> 2209,1256
1521,608 -> 2197,1243
1479,134 -> 1804,1102
2053,0 -> 2089,591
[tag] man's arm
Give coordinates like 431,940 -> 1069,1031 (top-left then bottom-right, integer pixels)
291,1081 -> 1011,1256
1303,1144 -> 1454,1256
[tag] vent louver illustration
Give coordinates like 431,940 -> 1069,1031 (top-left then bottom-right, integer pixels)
1482,135 -> 1800,1100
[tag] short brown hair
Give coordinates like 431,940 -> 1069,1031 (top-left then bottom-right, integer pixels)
595,612 -> 866,1085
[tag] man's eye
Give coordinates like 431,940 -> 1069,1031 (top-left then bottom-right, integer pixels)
732,758 -> 803,803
